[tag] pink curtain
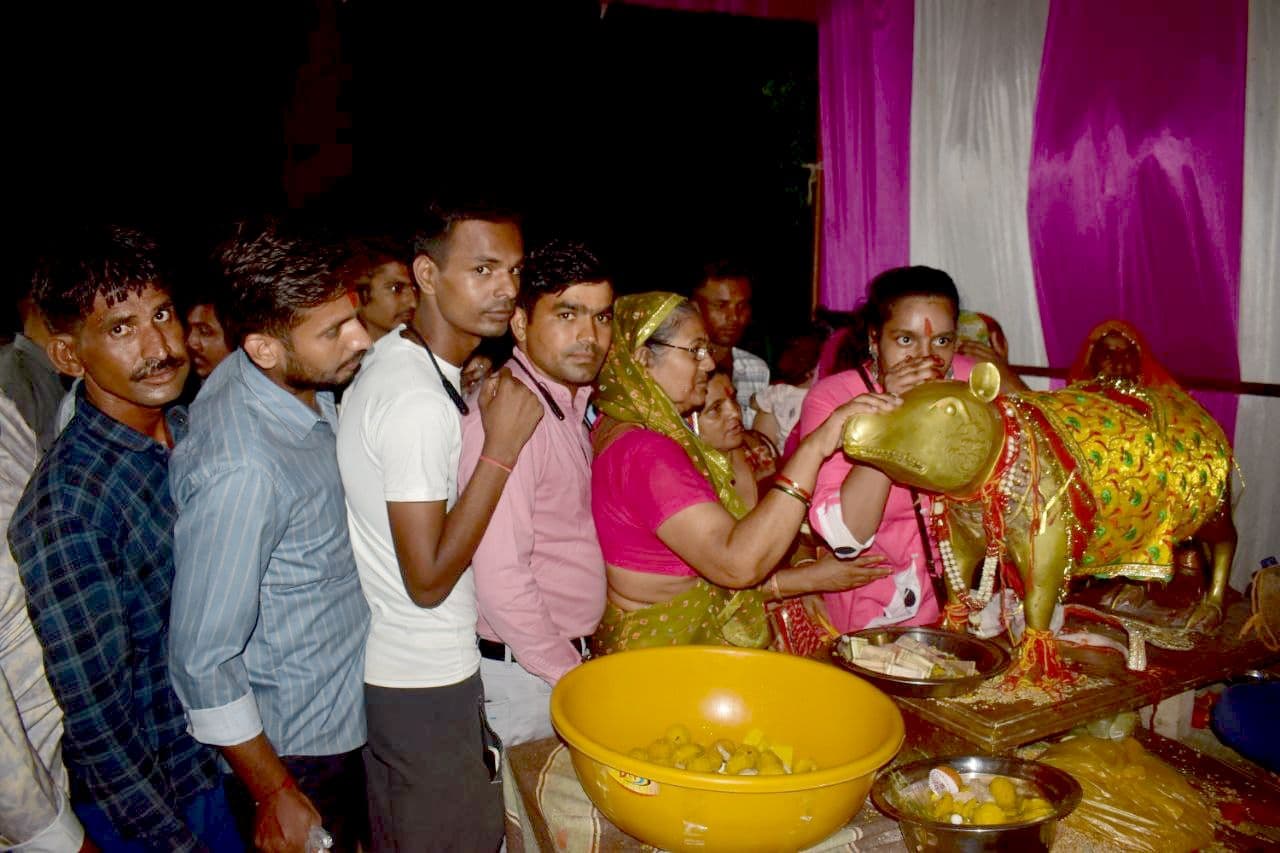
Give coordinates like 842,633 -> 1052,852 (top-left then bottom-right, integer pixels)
1028,0 -> 1247,437
817,0 -> 914,311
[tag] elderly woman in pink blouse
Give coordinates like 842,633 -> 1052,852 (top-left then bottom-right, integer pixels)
589,292 -> 897,654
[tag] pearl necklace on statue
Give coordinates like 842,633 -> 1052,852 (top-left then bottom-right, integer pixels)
936,401 -> 1029,612
937,514 -> 997,610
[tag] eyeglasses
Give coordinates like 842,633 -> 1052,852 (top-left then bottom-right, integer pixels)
649,339 -> 712,361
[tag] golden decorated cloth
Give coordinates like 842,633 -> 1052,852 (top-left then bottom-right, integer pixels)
1010,381 -> 1230,581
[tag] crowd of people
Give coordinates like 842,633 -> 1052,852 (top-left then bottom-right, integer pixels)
1,205 -> 1034,852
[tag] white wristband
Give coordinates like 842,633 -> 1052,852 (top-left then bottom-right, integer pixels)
813,500 -> 876,558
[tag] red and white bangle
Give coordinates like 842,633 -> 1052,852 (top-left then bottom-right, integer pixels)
774,473 -> 813,504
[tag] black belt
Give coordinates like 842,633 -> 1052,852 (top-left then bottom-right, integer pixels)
479,637 -> 591,663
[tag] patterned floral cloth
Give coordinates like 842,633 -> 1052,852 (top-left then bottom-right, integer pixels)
1014,381 -> 1231,579
590,580 -> 771,656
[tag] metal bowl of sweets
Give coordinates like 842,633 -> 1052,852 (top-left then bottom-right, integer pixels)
831,627 -> 1010,699
872,755 -> 1082,852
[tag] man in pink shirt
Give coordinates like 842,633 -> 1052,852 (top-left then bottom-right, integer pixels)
459,240 -> 614,745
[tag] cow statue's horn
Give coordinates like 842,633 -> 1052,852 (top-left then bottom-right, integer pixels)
969,362 -> 1001,402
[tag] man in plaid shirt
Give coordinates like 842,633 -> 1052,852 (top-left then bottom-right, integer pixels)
7,226 -> 241,851
690,262 -> 770,429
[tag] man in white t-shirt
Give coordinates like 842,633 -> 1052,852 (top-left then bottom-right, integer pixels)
336,202 -> 542,851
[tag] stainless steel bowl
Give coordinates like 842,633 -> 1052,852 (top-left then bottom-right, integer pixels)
831,627 -> 1011,698
871,755 -> 1082,852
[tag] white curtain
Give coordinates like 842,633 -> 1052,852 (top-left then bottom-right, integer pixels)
1231,0 -> 1280,589
909,0 -> 1050,380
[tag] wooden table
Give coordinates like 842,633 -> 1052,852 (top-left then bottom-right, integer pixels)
504,727 -> 1280,852
892,598 -> 1279,755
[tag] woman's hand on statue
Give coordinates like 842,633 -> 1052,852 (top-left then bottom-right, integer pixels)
809,393 -> 902,458
956,341 -> 1028,391
880,355 -> 946,396
775,552 -> 892,596
956,339 -> 1002,364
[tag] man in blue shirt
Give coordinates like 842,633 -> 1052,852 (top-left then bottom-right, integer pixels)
7,225 -> 241,851
169,220 -> 372,853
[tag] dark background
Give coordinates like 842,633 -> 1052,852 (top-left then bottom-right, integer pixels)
7,0 -> 818,353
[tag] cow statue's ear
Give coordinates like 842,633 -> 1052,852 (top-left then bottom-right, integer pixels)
969,361 -> 1001,403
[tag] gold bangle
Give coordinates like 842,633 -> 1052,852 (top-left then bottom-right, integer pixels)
771,482 -> 811,508
774,473 -> 813,503
768,574 -> 782,600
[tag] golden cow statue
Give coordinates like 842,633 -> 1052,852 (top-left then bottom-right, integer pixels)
840,362 -> 1234,691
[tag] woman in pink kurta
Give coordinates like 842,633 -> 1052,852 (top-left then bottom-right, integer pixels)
797,267 -> 1023,634
801,355 -> 975,632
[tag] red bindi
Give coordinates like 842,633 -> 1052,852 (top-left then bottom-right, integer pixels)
924,318 -> 934,337
347,289 -> 360,308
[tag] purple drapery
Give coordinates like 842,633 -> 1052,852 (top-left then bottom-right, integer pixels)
816,0 -> 914,311
1028,0 -> 1246,438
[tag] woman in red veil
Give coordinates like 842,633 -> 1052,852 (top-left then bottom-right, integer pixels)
1067,319 -> 1179,388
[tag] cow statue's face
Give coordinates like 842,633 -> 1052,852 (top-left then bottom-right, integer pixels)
841,362 -> 1004,497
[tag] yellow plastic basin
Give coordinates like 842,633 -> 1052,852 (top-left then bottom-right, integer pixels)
550,646 -> 904,851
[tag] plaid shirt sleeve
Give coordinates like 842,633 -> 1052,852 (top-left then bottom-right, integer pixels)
14,509 -> 201,851
733,349 -> 771,429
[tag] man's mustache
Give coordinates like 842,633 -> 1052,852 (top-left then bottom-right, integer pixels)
131,355 -> 187,381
